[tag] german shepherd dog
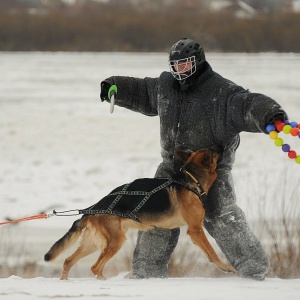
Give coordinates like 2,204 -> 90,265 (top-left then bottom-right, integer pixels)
44,146 -> 235,280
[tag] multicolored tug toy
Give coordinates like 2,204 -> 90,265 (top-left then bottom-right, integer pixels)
266,120 -> 300,164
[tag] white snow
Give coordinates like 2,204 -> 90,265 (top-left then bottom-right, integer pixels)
0,275 -> 300,300
0,52 -> 300,299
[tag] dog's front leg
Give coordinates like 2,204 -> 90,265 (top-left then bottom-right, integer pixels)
187,225 -> 235,273
180,195 -> 235,273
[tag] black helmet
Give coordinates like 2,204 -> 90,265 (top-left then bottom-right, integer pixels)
169,38 -> 206,81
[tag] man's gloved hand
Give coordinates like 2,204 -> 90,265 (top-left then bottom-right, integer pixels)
265,112 -> 288,133
268,112 -> 288,124
100,81 -> 112,102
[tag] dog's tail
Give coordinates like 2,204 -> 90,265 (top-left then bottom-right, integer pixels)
44,217 -> 87,262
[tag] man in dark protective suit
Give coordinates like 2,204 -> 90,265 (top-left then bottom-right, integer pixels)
100,38 -> 288,280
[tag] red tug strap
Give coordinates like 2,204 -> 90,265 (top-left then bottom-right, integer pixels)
0,213 -> 48,226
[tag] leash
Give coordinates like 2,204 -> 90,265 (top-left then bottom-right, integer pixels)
0,180 -> 173,225
0,169 -> 207,226
0,213 -> 52,226
0,210 -> 80,226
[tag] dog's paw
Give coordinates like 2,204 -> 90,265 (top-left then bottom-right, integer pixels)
60,272 -> 68,280
223,265 -> 236,273
217,263 -> 236,273
95,274 -> 106,280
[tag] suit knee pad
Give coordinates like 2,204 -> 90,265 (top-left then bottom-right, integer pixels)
204,205 -> 269,279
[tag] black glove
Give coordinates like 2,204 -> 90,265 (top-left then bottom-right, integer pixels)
100,81 -> 112,102
268,112 -> 287,124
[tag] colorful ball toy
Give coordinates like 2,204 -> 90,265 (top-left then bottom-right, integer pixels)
266,120 -> 300,164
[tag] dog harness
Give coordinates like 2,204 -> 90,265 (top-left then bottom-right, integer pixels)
78,177 -> 205,223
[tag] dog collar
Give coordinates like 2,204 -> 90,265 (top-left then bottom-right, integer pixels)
179,169 -> 207,202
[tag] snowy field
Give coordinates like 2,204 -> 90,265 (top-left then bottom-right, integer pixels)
0,52 -> 300,299
1,275 -> 300,300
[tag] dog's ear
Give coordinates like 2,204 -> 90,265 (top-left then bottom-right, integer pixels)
200,151 -> 211,168
201,148 -> 220,172
176,149 -> 193,162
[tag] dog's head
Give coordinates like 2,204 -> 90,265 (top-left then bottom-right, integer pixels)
176,145 -> 222,192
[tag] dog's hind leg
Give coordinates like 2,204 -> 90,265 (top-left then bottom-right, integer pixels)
91,229 -> 127,280
60,231 -> 97,280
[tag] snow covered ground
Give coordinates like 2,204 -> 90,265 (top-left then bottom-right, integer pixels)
0,52 -> 300,298
1,275 -> 300,300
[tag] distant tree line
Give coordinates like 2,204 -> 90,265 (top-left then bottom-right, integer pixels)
1,1 -> 300,52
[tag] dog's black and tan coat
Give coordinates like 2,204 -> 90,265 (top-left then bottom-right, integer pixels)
44,147 -> 235,280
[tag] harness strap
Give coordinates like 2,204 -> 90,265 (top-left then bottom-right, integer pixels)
171,179 -> 206,204
0,213 -> 49,225
79,179 -> 174,223
57,175 -> 206,223
79,209 -> 141,222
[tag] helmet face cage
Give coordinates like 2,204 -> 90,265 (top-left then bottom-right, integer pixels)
169,56 -> 196,81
